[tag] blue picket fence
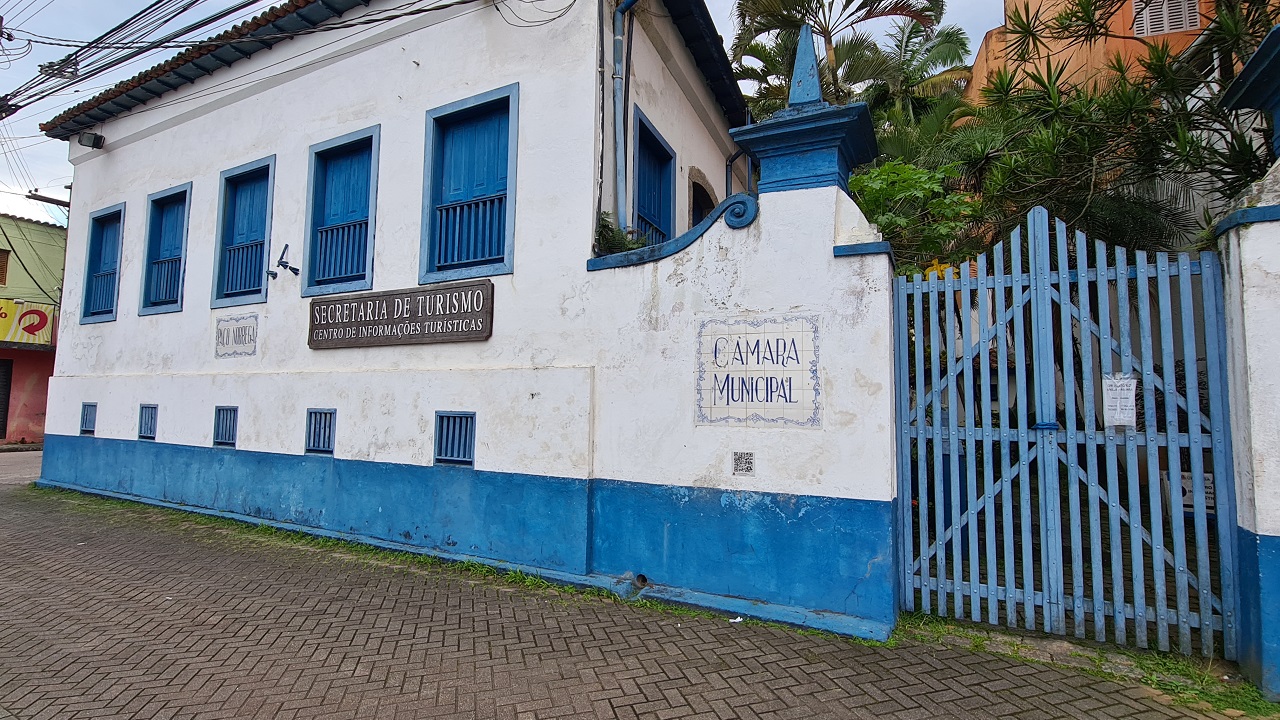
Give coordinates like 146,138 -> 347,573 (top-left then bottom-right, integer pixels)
894,207 -> 1238,658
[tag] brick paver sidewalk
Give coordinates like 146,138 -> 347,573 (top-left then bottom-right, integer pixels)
0,454 -> 1209,719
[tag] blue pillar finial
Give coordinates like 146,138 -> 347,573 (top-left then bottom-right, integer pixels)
789,24 -> 823,106
730,22 -> 879,196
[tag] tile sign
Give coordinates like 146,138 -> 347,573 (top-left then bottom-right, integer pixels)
215,313 -> 258,359
696,316 -> 821,427
309,279 -> 493,349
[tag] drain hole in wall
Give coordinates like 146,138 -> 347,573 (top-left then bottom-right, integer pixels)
633,574 -> 649,589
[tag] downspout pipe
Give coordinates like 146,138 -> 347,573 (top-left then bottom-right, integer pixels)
725,149 -> 744,199
613,0 -> 642,229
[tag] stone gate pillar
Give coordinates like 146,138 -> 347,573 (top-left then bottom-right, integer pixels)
1218,26 -> 1280,701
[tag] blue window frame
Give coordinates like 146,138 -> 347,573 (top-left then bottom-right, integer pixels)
82,204 -> 125,323
421,84 -> 518,285
80,403 -> 97,435
305,408 -> 336,454
213,156 -> 274,308
434,411 -> 476,466
138,404 -> 158,440
140,183 -> 191,315
213,406 -> 238,447
633,108 -> 675,246
304,126 -> 379,297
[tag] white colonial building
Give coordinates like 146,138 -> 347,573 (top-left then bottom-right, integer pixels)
39,0 -> 899,638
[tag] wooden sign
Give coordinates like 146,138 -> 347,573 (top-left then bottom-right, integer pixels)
308,279 -> 493,349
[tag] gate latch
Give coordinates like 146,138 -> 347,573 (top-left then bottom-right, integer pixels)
1032,421 -> 1058,431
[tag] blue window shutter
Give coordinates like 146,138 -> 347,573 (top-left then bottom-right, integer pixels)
635,124 -> 673,245
229,172 -> 268,247
92,214 -> 120,273
312,140 -> 372,285
85,212 -> 120,317
433,104 -> 508,270
220,170 -> 269,297
153,197 -> 185,260
319,143 -> 371,226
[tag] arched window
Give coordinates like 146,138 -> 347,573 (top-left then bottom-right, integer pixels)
690,180 -> 717,227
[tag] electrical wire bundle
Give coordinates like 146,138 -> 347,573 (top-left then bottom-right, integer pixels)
1,0 -> 274,119
6,0 -> 578,123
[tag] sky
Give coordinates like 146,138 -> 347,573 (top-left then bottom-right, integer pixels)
0,0 -> 1003,226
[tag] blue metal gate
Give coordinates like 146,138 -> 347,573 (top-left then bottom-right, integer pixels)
894,207 -> 1239,658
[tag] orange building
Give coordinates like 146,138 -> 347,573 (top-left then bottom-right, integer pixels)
967,0 -> 1214,98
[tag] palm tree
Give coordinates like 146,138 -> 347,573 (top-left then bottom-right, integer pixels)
734,29 -> 881,118
841,19 -> 971,123
731,0 -> 941,100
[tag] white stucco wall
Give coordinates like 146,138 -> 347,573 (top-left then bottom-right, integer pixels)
622,0 -> 747,234
50,0 -> 895,504
1221,163 -> 1280,537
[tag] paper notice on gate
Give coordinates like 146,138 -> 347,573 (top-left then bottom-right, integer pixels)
1103,373 -> 1138,428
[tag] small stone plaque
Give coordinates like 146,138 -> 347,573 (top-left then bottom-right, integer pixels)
215,313 -> 259,359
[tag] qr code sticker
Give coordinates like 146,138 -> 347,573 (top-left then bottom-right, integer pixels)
732,451 -> 755,476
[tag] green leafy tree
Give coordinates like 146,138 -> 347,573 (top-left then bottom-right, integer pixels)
848,159 -> 981,269
864,0 -> 1277,256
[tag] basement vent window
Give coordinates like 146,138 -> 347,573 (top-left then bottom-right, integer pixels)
213,406 -> 238,448
80,403 -> 97,435
732,451 -> 755,477
138,404 -> 158,441
306,408 -> 336,455
434,412 -> 475,466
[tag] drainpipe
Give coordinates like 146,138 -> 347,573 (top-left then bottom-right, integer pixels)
725,149 -> 743,199
724,112 -> 756,198
613,0 -> 642,229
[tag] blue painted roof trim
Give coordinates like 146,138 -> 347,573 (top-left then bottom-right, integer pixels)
1213,203 -> 1280,237
47,0 -> 748,139
1221,25 -> 1280,112
833,241 -> 891,258
587,193 -> 758,271
658,0 -> 748,127
1221,25 -> 1280,154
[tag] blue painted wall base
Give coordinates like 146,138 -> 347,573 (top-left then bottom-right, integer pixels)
1238,528 -> 1280,701
38,434 -> 899,640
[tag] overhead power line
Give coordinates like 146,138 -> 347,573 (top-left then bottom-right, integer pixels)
3,0 -> 264,117
10,0 -> 574,127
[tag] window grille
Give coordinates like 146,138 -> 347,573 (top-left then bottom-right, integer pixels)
434,412 -> 476,466
213,406 -> 238,447
0,248 -> 10,286
138,404 -> 157,440
305,408 -> 336,454
80,403 -> 96,435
